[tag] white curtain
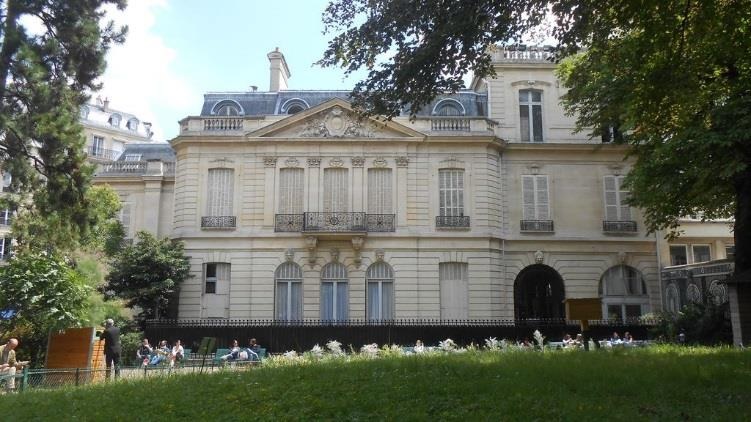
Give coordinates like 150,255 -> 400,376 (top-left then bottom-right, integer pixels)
321,262 -> 348,321
368,168 -> 392,214
279,168 -> 304,214
275,262 -> 303,321
366,262 -> 395,321
323,168 -> 348,212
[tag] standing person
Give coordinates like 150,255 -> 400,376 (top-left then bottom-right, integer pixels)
100,319 -> 121,379
0,338 -> 28,393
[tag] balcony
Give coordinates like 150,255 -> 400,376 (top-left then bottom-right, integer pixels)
436,215 -> 471,229
520,220 -> 554,233
201,216 -> 237,229
86,146 -> 121,161
274,213 -> 396,233
602,220 -> 637,233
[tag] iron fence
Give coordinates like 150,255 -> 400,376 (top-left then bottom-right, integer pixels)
201,216 -> 237,229
520,219 -> 554,232
436,215 -> 471,228
602,220 -> 638,233
145,318 -> 657,354
303,212 -> 366,232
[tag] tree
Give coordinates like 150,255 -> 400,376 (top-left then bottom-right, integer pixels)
0,0 -> 127,247
102,231 -> 191,325
319,1 -> 751,275
0,251 -> 90,363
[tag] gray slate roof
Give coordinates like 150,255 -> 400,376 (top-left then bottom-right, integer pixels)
118,143 -> 175,162
200,90 -> 487,117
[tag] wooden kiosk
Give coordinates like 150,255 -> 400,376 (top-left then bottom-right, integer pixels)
564,298 -> 602,349
45,327 -> 106,385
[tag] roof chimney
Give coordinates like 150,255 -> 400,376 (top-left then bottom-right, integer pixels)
250,85 -> 258,92
102,97 -> 110,111
267,47 -> 291,92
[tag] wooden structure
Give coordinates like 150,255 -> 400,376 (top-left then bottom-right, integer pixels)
45,327 -> 105,385
564,298 -> 602,332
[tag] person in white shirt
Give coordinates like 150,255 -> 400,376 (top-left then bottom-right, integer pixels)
169,339 -> 184,367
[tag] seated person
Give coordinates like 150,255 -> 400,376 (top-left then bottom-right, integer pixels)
1,338 -> 29,392
220,339 -> 242,361
243,338 -> 261,361
150,340 -> 170,366
610,332 -> 623,345
414,339 -> 425,354
623,332 -> 634,344
170,340 -> 184,367
562,334 -> 573,348
573,334 -> 584,348
136,338 -> 153,366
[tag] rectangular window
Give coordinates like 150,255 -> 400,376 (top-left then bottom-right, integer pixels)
124,154 -> 142,161
439,169 -> 465,217
439,262 -> 468,320
0,209 -> 10,226
368,168 -> 393,214
603,175 -> 631,221
321,282 -> 349,322
669,245 -> 688,266
112,141 -> 125,160
92,136 -> 105,157
692,245 -> 711,263
206,168 -> 234,216
279,168 -> 304,214
323,168 -> 348,212
726,245 -> 735,260
276,281 -> 302,321
367,281 -> 394,321
0,238 -> 12,260
521,175 -> 549,220
205,263 -> 230,295
519,90 -> 543,142
205,263 -> 217,294
119,202 -> 131,237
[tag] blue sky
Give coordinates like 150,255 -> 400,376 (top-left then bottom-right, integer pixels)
97,0 -> 368,140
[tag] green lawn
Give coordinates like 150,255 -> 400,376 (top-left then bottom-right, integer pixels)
1,346 -> 750,420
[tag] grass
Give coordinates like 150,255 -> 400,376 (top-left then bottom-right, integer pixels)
1,346 -> 750,421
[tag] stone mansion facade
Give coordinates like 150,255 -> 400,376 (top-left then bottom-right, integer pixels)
93,47 -> 734,322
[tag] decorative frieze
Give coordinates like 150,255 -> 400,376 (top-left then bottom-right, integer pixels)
396,156 -> 409,167
372,157 -> 388,168
329,158 -> 345,168
284,157 -> 300,167
263,157 -> 277,167
307,157 -> 321,168
351,156 -> 365,167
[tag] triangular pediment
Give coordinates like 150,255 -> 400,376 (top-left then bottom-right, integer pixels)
248,98 -> 423,139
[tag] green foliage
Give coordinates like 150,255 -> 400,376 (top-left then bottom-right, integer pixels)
0,0 -> 127,254
651,302 -> 733,345
0,252 -> 91,364
1,347 -> 750,419
120,332 -> 145,366
103,232 -> 191,324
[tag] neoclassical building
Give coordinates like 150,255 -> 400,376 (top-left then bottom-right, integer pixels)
94,47 -> 733,322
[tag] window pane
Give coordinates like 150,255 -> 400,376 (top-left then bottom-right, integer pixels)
607,305 -> 622,320
625,305 -> 642,319
367,282 -> 380,320
276,282 -> 288,320
321,282 -> 334,320
337,282 -> 349,320
669,246 -> 688,266
381,282 -> 394,320
519,91 -> 528,102
693,245 -> 711,263
532,105 -> 543,142
531,91 -> 542,102
519,105 -> 530,142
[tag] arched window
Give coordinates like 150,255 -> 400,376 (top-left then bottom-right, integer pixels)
108,114 -> 122,127
366,262 -> 394,321
275,262 -> 303,321
599,265 -> 649,321
432,99 -> 465,116
321,262 -> 348,322
281,98 -> 309,114
127,118 -> 139,131
213,100 -> 242,116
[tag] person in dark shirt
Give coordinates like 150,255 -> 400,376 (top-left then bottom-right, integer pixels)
137,338 -> 153,366
100,319 -> 121,379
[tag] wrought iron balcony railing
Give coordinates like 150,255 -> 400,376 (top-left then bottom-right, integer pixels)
86,146 -> 121,161
275,213 -> 396,233
304,212 -> 366,232
201,216 -> 237,229
520,220 -> 554,232
275,214 -> 304,232
602,220 -> 637,233
366,214 -> 396,232
436,215 -> 471,228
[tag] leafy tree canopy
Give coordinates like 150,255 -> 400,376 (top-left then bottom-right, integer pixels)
103,231 -> 191,324
320,0 -> 751,273
0,0 -> 127,246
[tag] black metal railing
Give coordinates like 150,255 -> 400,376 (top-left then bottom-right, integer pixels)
201,216 -> 237,229
602,220 -> 637,233
520,220 -> 554,232
436,215 -> 471,228
275,214 -> 304,232
366,214 -> 396,232
303,212 -> 366,232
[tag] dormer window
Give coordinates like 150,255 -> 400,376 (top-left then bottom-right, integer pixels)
80,106 -> 90,120
432,99 -> 465,116
127,118 -> 139,131
109,114 -> 122,127
213,100 -> 243,116
281,98 -> 309,115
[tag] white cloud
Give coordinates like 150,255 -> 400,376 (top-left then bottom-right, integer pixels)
96,0 -> 196,141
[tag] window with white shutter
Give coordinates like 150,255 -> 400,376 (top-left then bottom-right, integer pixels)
368,168 -> 392,215
119,202 -> 132,237
439,262 -> 468,320
439,169 -> 464,217
603,175 -> 631,220
521,175 -> 549,220
323,168 -> 348,212
279,168 -> 304,214
207,169 -> 234,216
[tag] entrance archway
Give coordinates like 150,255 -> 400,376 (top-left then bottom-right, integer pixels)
513,264 -> 565,320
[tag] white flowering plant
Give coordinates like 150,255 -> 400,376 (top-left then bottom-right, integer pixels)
326,340 -> 344,356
